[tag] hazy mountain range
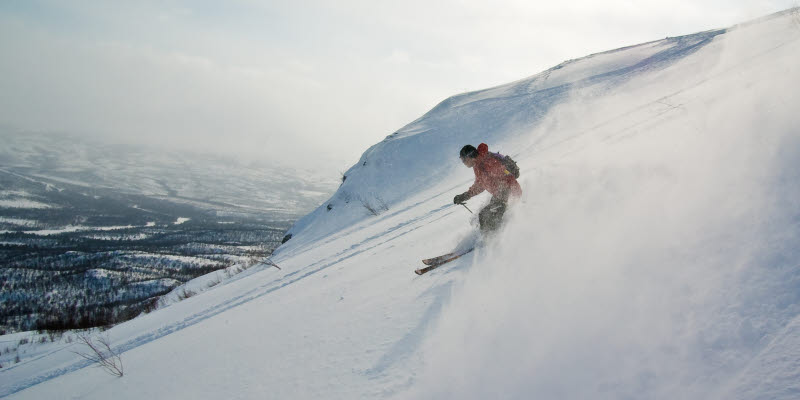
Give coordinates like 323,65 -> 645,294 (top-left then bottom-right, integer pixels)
0,131 -> 338,333
0,130 -> 338,225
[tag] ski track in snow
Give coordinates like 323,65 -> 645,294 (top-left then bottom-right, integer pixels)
0,196 -> 457,397
277,185 -> 468,261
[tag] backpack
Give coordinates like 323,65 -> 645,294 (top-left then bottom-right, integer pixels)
491,152 -> 520,179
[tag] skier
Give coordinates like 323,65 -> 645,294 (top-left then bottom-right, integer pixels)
453,143 -> 522,234
415,143 -> 522,275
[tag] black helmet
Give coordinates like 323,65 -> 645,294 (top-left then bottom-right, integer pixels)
459,144 -> 478,159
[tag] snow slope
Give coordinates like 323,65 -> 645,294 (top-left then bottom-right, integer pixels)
2,8 -> 800,399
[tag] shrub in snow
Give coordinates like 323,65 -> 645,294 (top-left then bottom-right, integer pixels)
73,334 -> 123,377
358,194 -> 389,216
177,287 -> 197,301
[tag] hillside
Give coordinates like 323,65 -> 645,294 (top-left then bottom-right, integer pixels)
2,8 -> 799,399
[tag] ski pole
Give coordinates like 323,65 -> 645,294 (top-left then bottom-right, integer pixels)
459,203 -> 473,214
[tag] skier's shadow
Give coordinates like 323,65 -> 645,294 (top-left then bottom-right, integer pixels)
439,231 -> 482,275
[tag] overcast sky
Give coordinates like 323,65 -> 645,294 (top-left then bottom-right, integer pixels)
0,1 -> 795,172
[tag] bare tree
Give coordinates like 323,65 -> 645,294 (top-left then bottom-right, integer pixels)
206,275 -> 222,288
73,334 -> 124,377
177,287 -> 197,301
358,194 -> 389,216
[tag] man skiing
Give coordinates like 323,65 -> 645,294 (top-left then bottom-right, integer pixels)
414,143 -> 522,275
453,143 -> 522,233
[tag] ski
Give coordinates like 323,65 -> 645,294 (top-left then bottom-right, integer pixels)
415,248 -> 474,275
414,262 -> 447,275
422,247 -> 475,266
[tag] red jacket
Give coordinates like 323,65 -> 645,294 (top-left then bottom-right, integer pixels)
467,143 -> 522,200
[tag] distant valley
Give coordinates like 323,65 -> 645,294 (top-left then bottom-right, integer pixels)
0,131 -> 337,333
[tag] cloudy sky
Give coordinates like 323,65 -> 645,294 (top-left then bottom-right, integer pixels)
0,1 -> 795,171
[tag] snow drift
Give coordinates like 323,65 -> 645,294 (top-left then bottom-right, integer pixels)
2,8 -> 800,400
407,11 -> 800,399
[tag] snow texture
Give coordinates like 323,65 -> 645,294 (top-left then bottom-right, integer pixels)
1,8 -> 799,400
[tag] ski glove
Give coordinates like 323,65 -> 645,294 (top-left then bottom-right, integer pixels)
453,192 -> 470,204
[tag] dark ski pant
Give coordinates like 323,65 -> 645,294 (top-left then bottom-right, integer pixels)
478,195 -> 508,233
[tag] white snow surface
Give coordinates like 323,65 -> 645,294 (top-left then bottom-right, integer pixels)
0,199 -> 54,209
0,217 -> 39,227
17,225 -> 135,236
2,9 -> 800,400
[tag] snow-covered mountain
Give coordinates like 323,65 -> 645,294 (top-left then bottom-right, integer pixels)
0,132 -> 337,221
2,8 -> 800,399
